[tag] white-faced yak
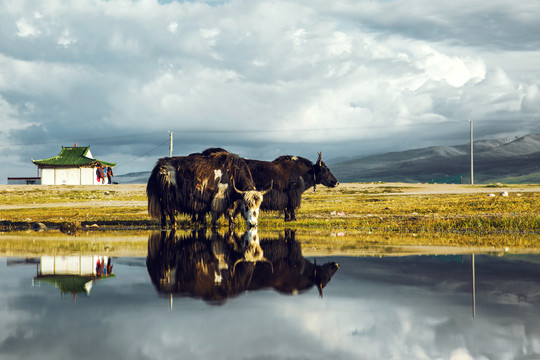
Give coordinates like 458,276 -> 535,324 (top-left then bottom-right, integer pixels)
146,150 -> 271,229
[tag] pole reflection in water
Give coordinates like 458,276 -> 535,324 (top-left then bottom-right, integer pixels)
3,244 -> 540,359
146,229 -> 340,306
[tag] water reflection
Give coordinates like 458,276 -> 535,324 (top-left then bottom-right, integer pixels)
32,255 -> 115,298
147,229 -> 340,304
3,246 -> 540,359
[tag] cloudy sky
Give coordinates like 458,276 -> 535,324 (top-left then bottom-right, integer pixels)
1,0 -> 539,181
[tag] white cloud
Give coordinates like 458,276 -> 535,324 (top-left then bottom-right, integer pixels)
16,17 -> 41,38
57,29 -> 77,48
522,85 -> 540,113
0,96 -> 26,134
0,0 -> 539,181
108,32 -> 141,55
167,21 -> 178,34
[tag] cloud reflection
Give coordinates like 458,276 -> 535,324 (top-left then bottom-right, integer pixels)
1,251 -> 540,359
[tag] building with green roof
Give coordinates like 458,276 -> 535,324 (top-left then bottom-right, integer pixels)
32,146 -> 116,185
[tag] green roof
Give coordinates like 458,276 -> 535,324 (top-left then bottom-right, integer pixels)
35,274 -> 115,294
33,146 -> 116,167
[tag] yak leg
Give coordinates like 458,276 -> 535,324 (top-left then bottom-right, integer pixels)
284,208 -> 295,221
211,212 -> 220,229
284,211 -> 291,222
290,208 -> 297,221
227,201 -> 242,230
227,210 -> 236,231
285,206 -> 297,221
198,212 -> 207,226
192,212 -> 207,227
160,206 -> 168,229
169,211 -> 176,230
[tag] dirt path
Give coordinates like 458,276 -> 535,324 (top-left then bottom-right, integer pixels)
0,183 -> 538,210
0,200 -> 146,210
337,183 -> 540,195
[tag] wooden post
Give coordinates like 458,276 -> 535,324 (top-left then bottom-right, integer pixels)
470,119 -> 474,185
169,131 -> 173,157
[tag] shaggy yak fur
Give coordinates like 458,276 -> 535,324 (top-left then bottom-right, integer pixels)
200,148 -> 339,221
146,229 -> 272,304
246,152 -> 339,221
146,229 -> 339,302
147,149 -> 268,229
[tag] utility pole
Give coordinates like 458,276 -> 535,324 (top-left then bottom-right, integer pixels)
470,119 -> 474,185
169,131 -> 173,157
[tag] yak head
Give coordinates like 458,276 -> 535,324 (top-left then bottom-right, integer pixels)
233,228 -> 273,274
314,152 -> 339,188
314,259 -> 340,298
233,181 -> 273,228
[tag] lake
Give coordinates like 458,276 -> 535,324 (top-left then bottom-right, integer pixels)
1,230 -> 540,360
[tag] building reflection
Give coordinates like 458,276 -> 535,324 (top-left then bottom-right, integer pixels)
33,255 -> 114,299
146,229 -> 339,306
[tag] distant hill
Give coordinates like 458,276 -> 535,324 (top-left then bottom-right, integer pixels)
329,134 -> 540,184
114,171 -> 151,184
116,134 -> 540,184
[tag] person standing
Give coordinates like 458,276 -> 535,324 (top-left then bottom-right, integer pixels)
107,166 -> 114,184
100,166 -> 106,184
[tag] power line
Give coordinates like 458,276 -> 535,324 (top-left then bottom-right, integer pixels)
1,121 -> 459,148
114,139 -> 170,169
0,130 -> 167,148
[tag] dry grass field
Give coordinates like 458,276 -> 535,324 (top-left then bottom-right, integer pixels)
0,183 -> 538,256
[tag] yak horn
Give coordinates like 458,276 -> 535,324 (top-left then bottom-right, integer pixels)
232,258 -> 245,274
233,257 -> 274,275
232,179 -> 244,195
317,283 -> 323,298
261,180 -> 273,195
261,258 -> 274,273
317,152 -> 322,166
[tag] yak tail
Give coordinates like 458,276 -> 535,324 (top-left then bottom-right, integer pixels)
146,160 -> 178,219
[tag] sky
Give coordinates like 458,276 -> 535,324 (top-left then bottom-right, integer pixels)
1,0 -> 540,182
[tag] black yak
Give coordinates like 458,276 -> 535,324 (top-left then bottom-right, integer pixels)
252,229 -> 340,297
247,152 -> 339,221
146,150 -> 271,229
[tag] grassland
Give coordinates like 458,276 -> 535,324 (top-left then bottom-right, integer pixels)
0,183 -> 538,256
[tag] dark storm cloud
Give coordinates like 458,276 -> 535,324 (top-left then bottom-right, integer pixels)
0,0 -> 539,181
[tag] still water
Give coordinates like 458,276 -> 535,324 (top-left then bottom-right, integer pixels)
1,230 -> 540,360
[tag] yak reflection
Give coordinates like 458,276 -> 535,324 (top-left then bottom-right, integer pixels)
146,229 -> 339,304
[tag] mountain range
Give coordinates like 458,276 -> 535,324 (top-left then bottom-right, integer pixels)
115,133 -> 540,184
328,133 -> 540,184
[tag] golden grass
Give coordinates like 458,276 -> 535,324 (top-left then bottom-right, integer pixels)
0,230 -> 149,257
0,183 -> 538,255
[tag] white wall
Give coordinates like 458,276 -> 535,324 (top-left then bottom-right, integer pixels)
81,167 -> 95,185
40,255 -> 109,276
55,169 -> 68,185
67,168 -> 80,185
41,168 -> 55,185
40,167 -> 112,185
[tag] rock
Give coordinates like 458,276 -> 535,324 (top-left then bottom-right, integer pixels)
32,222 -> 47,232
60,221 -> 81,235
